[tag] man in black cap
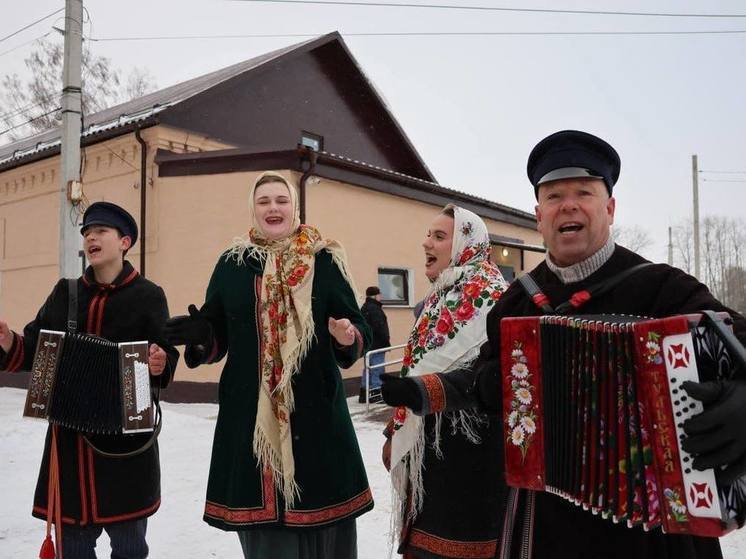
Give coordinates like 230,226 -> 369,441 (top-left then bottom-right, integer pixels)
359,285 -> 390,403
0,201 -> 179,558
381,130 -> 746,558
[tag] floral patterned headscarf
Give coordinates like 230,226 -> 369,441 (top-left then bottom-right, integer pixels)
227,171 -> 357,507
390,204 -> 507,520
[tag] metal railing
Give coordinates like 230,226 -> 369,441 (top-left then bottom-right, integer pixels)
363,343 -> 406,414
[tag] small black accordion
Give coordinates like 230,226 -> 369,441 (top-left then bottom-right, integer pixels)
23,330 -> 153,434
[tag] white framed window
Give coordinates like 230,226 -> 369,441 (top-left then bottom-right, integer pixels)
378,267 -> 413,306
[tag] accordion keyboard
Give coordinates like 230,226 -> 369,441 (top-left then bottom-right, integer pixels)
663,332 -> 722,520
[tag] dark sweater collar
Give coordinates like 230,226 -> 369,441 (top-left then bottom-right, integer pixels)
365,297 -> 383,307
82,260 -> 139,290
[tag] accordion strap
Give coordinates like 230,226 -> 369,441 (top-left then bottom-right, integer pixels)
517,273 -> 554,314
67,278 -> 77,334
82,390 -> 162,459
520,262 -> 654,315
701,310 -> 746,371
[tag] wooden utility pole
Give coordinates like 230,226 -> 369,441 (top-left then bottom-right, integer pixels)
692,154 -> 701,279
59,0 -> 84,278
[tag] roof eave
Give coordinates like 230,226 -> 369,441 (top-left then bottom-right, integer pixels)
154,146 -> 537,229
0,116 -> 160,174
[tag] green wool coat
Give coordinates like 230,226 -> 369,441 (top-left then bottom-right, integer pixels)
186,249 -> 374,531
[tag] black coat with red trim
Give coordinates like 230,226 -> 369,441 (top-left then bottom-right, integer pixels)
0,261 -> 179,526
417,245 -> 746,559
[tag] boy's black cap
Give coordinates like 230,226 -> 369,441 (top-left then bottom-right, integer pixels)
80,202 -> 138,246
527,130 -> 620,198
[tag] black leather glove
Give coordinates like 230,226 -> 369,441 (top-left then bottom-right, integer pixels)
380,373 -> 422,413
163,304 -> 212,347
682,379 -> 746,485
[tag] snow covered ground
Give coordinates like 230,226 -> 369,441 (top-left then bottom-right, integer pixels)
1,386 -> 745,558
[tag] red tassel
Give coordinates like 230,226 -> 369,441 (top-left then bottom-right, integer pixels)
39,535 -> 55,559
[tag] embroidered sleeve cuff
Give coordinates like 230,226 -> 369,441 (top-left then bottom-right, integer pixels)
1,332 -> 25,372
411,373 -> 447,416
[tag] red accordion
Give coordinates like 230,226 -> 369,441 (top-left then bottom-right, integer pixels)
501,313 -> 744,537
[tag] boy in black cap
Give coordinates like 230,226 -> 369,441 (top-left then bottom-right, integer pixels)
0,201 -> 179,558
382,130 -> 746,558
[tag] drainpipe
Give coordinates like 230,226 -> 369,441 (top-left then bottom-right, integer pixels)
298,147 -> 317,225
135,128 -> 147,277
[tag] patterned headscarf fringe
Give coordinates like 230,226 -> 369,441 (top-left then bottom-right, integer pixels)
253,429 -> 302,506
390,432 -> 427,544
224,234 -> 268,265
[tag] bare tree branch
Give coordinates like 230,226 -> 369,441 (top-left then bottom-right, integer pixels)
0,38 -> 156,143
672,215 -> 746,314
611,225 -> 654,253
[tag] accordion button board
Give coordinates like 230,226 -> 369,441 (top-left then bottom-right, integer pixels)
661,333 -> 722,520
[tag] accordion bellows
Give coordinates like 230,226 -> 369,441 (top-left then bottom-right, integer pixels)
500,313 -> 745,537
24,330 -> 153,434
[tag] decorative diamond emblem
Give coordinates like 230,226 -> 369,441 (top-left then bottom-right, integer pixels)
688,482 -> 714,509
667,343 -> 690,369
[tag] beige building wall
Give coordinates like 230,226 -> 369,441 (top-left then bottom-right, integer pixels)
0,127 -> 543,386
0,125 -> 232,366
305,176 -> 544,380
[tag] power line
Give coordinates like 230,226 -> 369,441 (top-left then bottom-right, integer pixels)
700,170 -> 746,175
0,97 -> 59,121
89,29 -> 746,42
0,7 -> 64,45
702,178 -> 746,183
233,0 -> 746,18
0,107 -> 60,138
0,30 -> 51,59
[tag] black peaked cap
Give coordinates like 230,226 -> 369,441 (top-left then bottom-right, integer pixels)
80,201 -> 138,246
527,130 -> 620,198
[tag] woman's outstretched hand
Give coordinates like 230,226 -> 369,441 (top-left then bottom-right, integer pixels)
328,317 -> 355,347
163,304 -> 212,346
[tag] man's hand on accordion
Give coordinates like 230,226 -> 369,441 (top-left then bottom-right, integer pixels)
148,344 -> 167,376
380,373 -> 422,413
163,304 -> 212,347
682,379 -> 746,486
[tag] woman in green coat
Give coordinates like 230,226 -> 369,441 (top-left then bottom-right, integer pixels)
165,172 -> 373,558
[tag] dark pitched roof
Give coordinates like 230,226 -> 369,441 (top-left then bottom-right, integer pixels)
0,38 -> 308,166
0,32 -> 433,180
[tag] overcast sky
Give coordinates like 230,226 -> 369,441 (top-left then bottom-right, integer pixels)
2,0 -> 745,261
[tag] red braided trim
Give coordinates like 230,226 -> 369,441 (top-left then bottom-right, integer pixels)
420,374 -> 446,414
409,529 -> 498,559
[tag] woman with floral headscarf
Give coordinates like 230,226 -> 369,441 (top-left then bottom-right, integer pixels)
164,172 -> 373,558
381,204 -> 508,559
